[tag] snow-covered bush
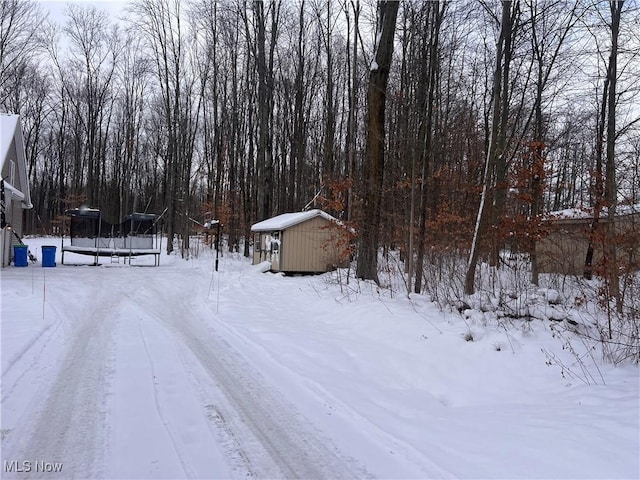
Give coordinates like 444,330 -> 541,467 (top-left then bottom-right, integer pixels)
410,248 -> 639,365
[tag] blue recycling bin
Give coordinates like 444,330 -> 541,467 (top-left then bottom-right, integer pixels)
42,245 -> 57,267
13,244 -> 28,267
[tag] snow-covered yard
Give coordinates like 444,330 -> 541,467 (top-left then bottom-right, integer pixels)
1,237 -> 638,479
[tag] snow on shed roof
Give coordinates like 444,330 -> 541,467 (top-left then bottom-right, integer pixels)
251,209 -> 338,232
546,203 -> 640,221
546,207 -> 592,220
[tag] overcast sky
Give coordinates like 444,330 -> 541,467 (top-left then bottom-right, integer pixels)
40,0 -> 129,24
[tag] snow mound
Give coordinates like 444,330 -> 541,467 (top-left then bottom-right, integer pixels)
253,261 -> 272,273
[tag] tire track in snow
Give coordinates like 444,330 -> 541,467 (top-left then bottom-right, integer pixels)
2,275 -> 117,479
109,289 -> 236,479
212,309 -> 457,479
180,263 -> 452,479
138,274 -> 366,479
172,335 -> 256,478
1,320 -> 59,379
138,318 -> 195,479
0,318 -> 63,401
3,263 -> 365,479
1,273 -> 71,405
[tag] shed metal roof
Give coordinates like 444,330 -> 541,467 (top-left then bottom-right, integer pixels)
251,209 -> 338,232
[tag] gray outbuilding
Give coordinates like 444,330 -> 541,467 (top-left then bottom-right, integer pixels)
535,205 -> 640,275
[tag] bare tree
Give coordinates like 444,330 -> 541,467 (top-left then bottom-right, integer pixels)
250,1 -> 281,221
0,0 -> 44,108
356,0 -> 399,283
603,0 -> 623,314
131,0 -> 198,254
527,0 -> 583,285
63,4 -> 118,208
412,1 -> 447,294
110,31 -> 152,221
343,0 -> 361,221
464,0 -> 521,295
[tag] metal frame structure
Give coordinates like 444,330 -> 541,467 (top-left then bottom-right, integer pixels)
61,208 -> 161,266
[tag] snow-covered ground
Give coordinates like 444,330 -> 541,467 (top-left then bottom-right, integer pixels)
1,237 -> 638,479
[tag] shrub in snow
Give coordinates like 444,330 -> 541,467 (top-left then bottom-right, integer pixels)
365,243 -> 639,365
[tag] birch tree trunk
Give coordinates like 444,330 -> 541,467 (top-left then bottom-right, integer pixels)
464,0 -> 513,295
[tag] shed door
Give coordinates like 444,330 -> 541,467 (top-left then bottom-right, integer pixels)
269,231 -> 280,270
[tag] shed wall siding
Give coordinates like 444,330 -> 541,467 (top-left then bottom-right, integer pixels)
280,216 -> 346,273
280,217 -> 326,272
536,223 -> 590,275
536,214 -> 640,275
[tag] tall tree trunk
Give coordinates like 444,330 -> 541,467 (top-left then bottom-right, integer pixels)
356,0 -> 399,283
344,0 -> 360,221
290,1 -> 306,212
490,0 -> 517,266
464,0 -> 512,295
605,0 -> 622,316
322,0 -> 335,182
255,1 -> 278,221
414,2 -> 446,294
584,45 -> 610,279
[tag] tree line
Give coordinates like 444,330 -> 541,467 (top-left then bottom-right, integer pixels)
1,0 -> 639,295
